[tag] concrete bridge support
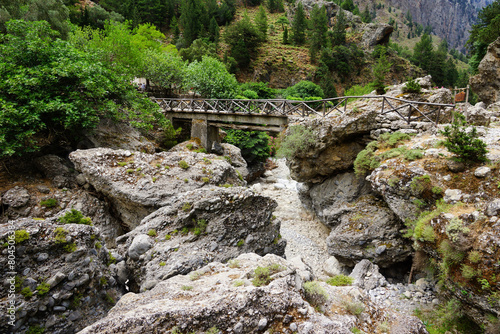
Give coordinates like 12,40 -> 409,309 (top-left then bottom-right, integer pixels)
191,119 -> 220,153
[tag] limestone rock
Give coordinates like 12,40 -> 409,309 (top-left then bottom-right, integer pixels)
79,253 -> 427,334
34,155 -> 74,188
0,218 -> 121,334
416,75 -> 433,89
474,166 -> 491,178
69,148 -> 244,229
349,259 -> 387,291
2,186 -> 30,208
286,111 -> 378,183
81,118 -> 155,153
361,23 -> 393,50
114,187 -> 286,291
466,104 -> 492,126
470,37 -> 500,106
428,88 -> 452,105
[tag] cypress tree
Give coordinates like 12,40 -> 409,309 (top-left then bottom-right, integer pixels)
331,9 -> 346,46
309,5 -> 328,63
255,5 -> 268,41
291,2 -> 307,45
283,25 -> 289,44
179,0 -> 202,47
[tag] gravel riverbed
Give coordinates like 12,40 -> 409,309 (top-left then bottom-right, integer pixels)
251,158 -> 439,317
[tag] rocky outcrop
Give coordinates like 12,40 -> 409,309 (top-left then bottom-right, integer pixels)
470,37 -> 500,106
0,218 -> 122,334
112,187 -> 286,291
287,110 -> 379,183
361,23 -> 393,49
299,172 -> 412,268
80,253 -> 428,334
69,148 -> 245,229
79,118 -> 155,154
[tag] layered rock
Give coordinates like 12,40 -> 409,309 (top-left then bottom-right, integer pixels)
0,218 -> 121,334
70,148 -> 244,229
80,253 -> 427,334
112,187 -> 286,292
470,37 -> 500,106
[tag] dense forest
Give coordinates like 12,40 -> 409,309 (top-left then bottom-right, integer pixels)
1,0 -> 500,159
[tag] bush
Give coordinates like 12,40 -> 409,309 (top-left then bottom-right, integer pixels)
40,198 -> 58,208
184,56 -> 238,98
178,160 -> 189,169
440,112 -> 488,163
303,281 -> 329,307
36,282 -> 51,296
403,78 -> 422,93
21,286 -> 33,299
282,80 -> 324,99
14,230 -> 30,244
277,125 -> 316,159
327,274 -> 354,286
223,129 -> 271,164
239,82 -> 277,99
252,266 -> 271,286
58,209 -> 92,225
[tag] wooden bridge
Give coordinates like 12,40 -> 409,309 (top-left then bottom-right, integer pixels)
153,96 -> 455,152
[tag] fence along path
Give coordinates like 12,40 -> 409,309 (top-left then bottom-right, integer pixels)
154,95 -> 455,126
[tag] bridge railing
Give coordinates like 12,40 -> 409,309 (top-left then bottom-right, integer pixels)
153,96 -> 455,126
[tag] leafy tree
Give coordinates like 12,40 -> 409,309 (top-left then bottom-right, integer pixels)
467,0 -> 500,72
223,130 -> 270,164
141,47 -> 186,90
360,5 -> 371,23
239,82 -> 277,99
245,0 -> 263,6
0,20 -> 162,157
308,4 -> 328,63
208,17 -> 220,45
254,5 -> 268,40
179,39 -> 217,63
0,0 -> 71,38
79,4 -> 125,29
283,81 -> 324,99
291,2 -> 307,45
184,56 -> 238,98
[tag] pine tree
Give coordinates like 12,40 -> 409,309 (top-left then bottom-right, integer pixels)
412,33 -> 434,72
283,25 -> 289,44
291,2 -> 307,45
331,9 -> 346,46
255,5 -> 268,41
209,17 -> 220,46
179,0 -> 202,47
309,5 -> 328,63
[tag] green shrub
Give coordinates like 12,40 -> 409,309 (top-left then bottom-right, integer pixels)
14,230 -> 30,244
228,259 -> 240,268
181,285 -> 193,291
237,239 -> 245,247
445,218 -> 470,242
159,261 -> 166,266
40,198 -> 58,208
21,286 -> 33,299
354,146 -> 380,176
63,242 -> 77,252
277,125 -> 316,159
252,266 -> 271,286
282,80 -> 324,99
461,264 -> 477,280
58,209 -> 92,225
304,281 -> 328,308
343,300 -> 365,316
403,78 -> 422,94
223,129 -> 271,164
36,282 -> 51,296
182,202 -> 192,212
178,160 -> 189,169
54,227 -> 68,244
468,251 -> 481,263
327,274 -> 354,286
440,112 -> 488,163
26,325 -> 45,334
147,229 -> 157,237
233,280 -> 244,287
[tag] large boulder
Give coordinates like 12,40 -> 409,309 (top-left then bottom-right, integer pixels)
470,36 -> 500,106
79,253 -> 428,334
0,218 -> 121,334
113,187 -> 286,292
286,110 -> 378,183
69,148 -> 244,229
361,23 -> 393,50
80,118 -> 155,154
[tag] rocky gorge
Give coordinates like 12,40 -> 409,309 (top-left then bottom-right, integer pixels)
2,40 -> 500,334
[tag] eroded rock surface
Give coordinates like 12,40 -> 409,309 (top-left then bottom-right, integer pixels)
70,148 -> 244,229
113,187 -> 286,291
79,253 -> 427,334
0,218 -> 121,334
470,37 -> 500,106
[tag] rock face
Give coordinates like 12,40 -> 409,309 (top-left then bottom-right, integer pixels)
361,23 -> 393,49
113,187 -> 286,291
70,148 -> 245,229
79,253 -> 427,334
79,118 -> 155,154
287,110 -> 378,183
0,218 -> 121,334
299,172 -> 412,268
470,37 -> 500,106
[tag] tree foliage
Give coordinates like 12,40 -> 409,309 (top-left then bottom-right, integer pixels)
282,81 -> 324,99
184,56 -> 238,98
308,4 -> 328,63
223,12 -> 262,68
223,129 -> 270,164
0,20 -> 162,157
467,0 -> 500,72
291,2 -> 307,45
